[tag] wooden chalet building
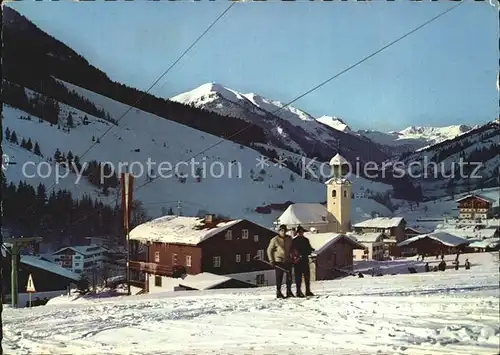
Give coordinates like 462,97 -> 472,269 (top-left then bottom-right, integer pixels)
129,214 -> 278,290
456,194 -> 495,220
304,232 -> 365,279
352,217 -> 407,257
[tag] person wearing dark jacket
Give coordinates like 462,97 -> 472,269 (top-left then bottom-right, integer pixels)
267,224 -> 294,298
291,225 -> 315,297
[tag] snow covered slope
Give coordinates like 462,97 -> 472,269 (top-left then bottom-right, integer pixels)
170,83 -> 387,164
391,121 -> 499,198
4,252 -> 499,354
3,80 -> 394,228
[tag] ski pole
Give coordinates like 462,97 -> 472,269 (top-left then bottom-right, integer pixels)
254,256 -> 291,274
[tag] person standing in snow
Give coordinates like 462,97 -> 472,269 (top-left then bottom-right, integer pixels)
291,225 -> 315,297
465,259 -> 471,270
267,224 -> 294,298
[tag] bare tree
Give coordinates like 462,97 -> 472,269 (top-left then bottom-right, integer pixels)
131,200 -> 149,229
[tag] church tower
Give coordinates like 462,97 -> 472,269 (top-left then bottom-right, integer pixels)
325,153 -> 352,234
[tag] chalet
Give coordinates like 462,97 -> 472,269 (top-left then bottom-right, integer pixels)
351,232 -> 384,261
1,250 -> 79,307
352,217 -> 407,257
456,194 -> 495,220
50,244 -> 109,275
129,214 -> 278,290
397,231 -> 470,257
466,238 -> 500,252
303,232 -> 365,280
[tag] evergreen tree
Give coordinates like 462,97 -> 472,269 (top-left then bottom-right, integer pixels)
26,138 -> 33,151
67,151 -> 74,165
96,137 -> 100,143
67,113 -> 74,128
5,127 -> 11,141
34,142 -> 41,156
92,136 -> 95,142
54,149 -> 62,163
21,138 -> 27,148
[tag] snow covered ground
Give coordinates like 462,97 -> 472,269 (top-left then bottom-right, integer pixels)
3,252 -> 499,355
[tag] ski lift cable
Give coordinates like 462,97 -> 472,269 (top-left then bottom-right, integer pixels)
42,2 -> 463,229
14,2 -> 236,223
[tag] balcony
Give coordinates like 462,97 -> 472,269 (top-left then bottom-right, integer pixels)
129,261 -> 173,276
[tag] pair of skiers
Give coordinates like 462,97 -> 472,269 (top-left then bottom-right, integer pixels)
266,224 -> 315,298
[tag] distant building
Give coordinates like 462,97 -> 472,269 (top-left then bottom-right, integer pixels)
351,232 -> 385,261
352,217 -> 407,257
1,249 -> 79,307
51,244 -> 109,275
129,215 -> 277,289
456,194 -> 495,220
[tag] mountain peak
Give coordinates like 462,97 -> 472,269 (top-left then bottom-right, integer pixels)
316,115 -> 351,132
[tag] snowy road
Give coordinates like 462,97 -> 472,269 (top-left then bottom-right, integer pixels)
3,253 -> 500,355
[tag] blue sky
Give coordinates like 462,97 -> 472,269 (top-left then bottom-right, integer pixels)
8,1 -> 499,131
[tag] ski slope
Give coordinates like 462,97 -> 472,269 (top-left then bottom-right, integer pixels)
2,79 -> 392,227
3,253 -> 499,355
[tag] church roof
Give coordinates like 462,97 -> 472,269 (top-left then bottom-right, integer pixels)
275,203 -> 328,226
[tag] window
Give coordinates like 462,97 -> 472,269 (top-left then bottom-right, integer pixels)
154,251 -> 160,263
185,255 -> 192,267
172,253 -> 178,265
343,190 -> 347,198
236,254 -> 241,263
253,234 -> 259,242
257,249 -> 264,260
213,256 -> 221,267
256,274 -> 265,286
155,276 -> 162,287
242,229 -> 249,239
225,230 -> 232,240
332,190 -> 337,198
246,253 -> 251,262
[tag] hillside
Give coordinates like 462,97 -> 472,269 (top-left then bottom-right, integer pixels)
2,80 -> 394,240
392,121 -> 500,198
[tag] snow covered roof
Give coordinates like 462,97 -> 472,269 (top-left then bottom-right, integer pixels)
351,232 -> 384,243
468,238 -> 500,249
52,244 -> 108,256
275,203 -> 329,226
304,232 -> 366,256
129,216 -> 243,246
455,194 -> 495,204
353,217 -> 405,229
329,153 -> 349,166
177,273 -> 232,290
435,227 -> 498,240
397,232 -> 470,248
20,255 -> 80,281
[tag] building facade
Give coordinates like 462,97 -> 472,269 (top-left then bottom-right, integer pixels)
51,245 -> 108,275
130,216 -> 277,289
352,232 -> 385,261
456,195 -> 494,220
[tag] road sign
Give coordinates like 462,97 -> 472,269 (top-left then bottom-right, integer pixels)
26,274 -> 36,293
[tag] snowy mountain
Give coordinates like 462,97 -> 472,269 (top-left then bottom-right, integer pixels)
316,115 -> 352,133
170,83 -> 387,164
359,124 -> 474,155
390,121 -> 500,198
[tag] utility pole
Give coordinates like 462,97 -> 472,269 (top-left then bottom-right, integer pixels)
176,201 -> 182,216
120,171 -> 134,296
4,237 -> 42,308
